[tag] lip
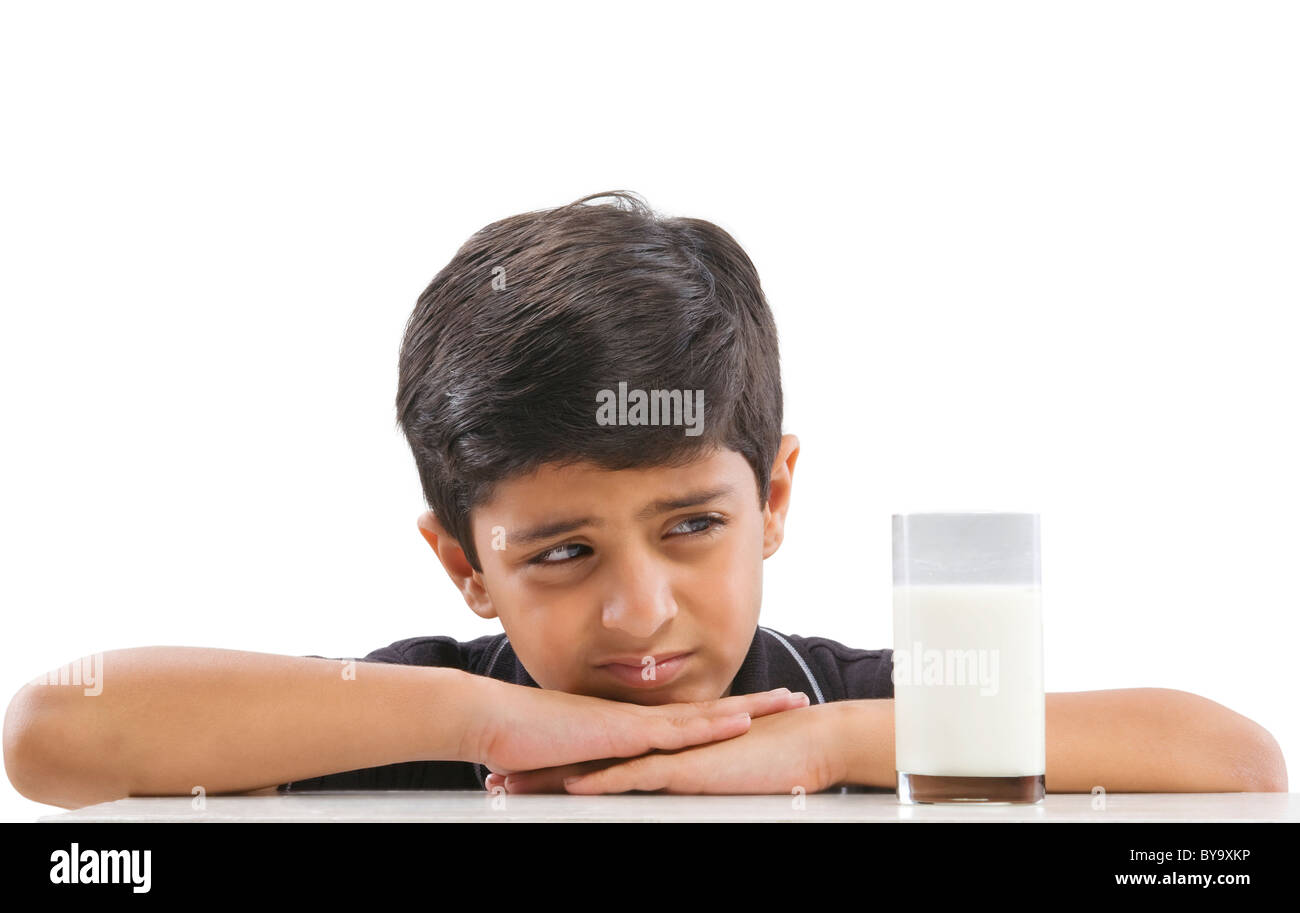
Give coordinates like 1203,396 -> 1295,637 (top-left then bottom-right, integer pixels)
595,651 -> 693,688
595,650 -> 691,667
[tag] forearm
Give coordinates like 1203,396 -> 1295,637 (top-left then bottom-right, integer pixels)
1043,688 -> 1288,793
3,647 -> 482,808
829,699 -> 898,789
829,689 -> 1288,793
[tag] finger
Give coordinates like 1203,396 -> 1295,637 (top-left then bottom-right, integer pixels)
706,688 -> 808,718
650,710 -> 752,753
504,763 -> 585,794
767,690 -> 811,712
505,759 -> 617,794
563,755 -> 669,795
608,692 -> 809,759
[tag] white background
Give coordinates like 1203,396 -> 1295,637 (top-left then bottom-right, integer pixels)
1,1 -> 1295,821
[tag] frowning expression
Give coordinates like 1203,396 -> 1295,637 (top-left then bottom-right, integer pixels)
427,438 -> 797,705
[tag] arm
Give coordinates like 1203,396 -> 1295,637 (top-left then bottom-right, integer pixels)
832,689 -> 1289,792
2,647 -> 481,809
4,647 -> 807,809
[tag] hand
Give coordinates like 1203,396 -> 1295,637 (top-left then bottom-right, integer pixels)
488,698 -> 847,795
466,678 -> 811,777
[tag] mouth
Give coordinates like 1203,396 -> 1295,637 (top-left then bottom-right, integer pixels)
595,651 -> 693,688
596,650 -> 691,668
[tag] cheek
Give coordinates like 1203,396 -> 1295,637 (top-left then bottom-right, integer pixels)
689,525 -> 764,622
484,581 -> 587,684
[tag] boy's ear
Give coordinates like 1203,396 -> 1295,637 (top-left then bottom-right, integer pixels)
416,510 -> 497,620
762,434 -> 800,558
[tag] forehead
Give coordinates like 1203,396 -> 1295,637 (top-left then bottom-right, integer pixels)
477,447 -> 755,517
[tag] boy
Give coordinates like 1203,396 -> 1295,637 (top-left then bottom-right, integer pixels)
3,192 -> 1287,806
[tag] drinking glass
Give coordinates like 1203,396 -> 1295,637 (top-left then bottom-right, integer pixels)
892,512 -> 1045,804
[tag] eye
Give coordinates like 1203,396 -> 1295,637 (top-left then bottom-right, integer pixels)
528,542 -> 592,566
526,515 -> 727,567
667,514 -> 728,537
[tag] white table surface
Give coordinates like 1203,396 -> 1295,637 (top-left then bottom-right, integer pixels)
38,790 -> 1300,823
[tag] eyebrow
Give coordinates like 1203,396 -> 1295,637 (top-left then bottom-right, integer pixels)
507,484 -> 736,547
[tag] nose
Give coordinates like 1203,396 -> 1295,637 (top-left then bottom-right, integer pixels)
599,550 -> 678,638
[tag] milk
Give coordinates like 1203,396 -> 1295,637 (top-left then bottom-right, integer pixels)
893,583 -> 1045,777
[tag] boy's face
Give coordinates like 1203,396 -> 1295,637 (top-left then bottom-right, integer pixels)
418,435 -> 799,706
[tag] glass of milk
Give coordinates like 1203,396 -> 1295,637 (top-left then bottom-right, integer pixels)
892,512 -> 1045,804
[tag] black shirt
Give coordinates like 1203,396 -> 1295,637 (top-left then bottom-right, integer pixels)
278,625 -> 894,792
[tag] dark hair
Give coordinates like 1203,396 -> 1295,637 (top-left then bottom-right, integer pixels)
395,190 -> 783,572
